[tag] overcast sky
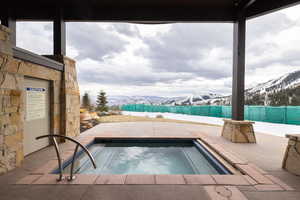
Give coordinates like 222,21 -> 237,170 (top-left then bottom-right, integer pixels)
16,5 -> 300,98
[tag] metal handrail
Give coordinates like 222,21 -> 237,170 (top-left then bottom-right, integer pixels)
36,134 -> 97,181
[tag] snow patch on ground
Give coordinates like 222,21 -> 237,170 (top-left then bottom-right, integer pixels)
122,111 -> 299,137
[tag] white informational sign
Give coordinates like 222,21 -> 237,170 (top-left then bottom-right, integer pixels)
26,87 -> 46,121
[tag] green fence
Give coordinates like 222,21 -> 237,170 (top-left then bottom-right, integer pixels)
121,104 -> 300,125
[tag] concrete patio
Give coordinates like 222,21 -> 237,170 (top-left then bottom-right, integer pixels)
1,121 -> 299,200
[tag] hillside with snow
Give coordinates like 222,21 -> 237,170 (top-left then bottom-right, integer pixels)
246,70 -> 300,95
108,70 -> 300,106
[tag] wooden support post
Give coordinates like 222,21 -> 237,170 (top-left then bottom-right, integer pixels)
53,11 -> 66,56
232,11 -> 246,121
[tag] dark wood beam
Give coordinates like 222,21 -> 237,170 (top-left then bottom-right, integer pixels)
1,16 -> 16,46
232,11 -> 246,121
53,10 -> 66,56
247,0 -> 300,19
8,5 -> 235,22
237,0 -> 257,9
244,0 -> 257,8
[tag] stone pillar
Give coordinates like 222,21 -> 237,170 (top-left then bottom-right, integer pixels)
0,25 -> 24,174
221,119 -> 256,143
282,134 -> 300,175
61,57 -> 80,139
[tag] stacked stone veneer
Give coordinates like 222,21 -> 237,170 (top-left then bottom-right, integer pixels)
282,134 -> 300,175
62,57 -> 80,138
0,25 -> 80,174
221,119 -> 256,143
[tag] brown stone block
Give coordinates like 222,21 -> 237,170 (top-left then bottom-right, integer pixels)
0,25 -> 10,32
0,40 -> 13,56
4,106 -> 18,113
2,124 -> 18,136
16,61 -> 32,75
15,147 -> 24,166
221,119 -> 256,143
10,112 -> 20,125
10,89 -> 21,96
0,55 -> 10,71
0,30 -> 7,41
3,58 -> 20,73
4,132 -> 23,149
282,135 -> 300,176
0,72 -> 17,89
11,96 -> 21,107
0,114 -> 10,125
53,114 -> 61,130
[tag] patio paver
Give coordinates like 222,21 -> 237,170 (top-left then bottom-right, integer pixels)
212,175 -> 251,186
125,175 -> 155,184
184,175 -> 216,185
95,175 -> 126,184
1,122 -> 300,200
155,175 -> 186,184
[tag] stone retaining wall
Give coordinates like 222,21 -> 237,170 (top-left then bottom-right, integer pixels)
0,25 -> 80,174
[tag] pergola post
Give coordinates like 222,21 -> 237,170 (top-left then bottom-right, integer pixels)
53,11 -> 66,56
232,11 -> 246,121
221,9 -> 256,143
1,16 -> 16,46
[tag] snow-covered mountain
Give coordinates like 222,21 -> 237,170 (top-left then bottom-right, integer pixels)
107,94 -> 222,106
246,70 -> 300,95
162,94 -> 221,105
107,96 -> 169,106
108,70 -> 300,106
213,70 -> 300,106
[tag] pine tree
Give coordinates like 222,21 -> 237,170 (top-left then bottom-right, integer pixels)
96,90 -> 108,112
82,92 -> 91,110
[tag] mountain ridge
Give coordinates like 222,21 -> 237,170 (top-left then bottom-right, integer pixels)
107,70 -> 300,106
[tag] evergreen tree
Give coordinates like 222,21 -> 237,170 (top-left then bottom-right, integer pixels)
96,90 -> 108,112
82,92 -> 91,110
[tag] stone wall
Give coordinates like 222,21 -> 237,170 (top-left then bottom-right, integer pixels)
0,25 -> 80,175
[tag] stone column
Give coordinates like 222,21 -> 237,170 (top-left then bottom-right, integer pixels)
282,134 -> 300,175
61,57 -> 80,139
221,119 -> 256,143
0,25 -> 24,174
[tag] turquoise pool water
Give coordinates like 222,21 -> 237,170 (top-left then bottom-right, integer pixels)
62,140 -> 227,175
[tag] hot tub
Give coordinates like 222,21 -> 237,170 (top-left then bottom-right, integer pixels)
54,139 -> 231,175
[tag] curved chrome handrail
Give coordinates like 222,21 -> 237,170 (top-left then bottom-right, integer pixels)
36,134 -> 97,181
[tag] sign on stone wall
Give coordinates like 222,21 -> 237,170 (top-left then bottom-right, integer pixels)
26,87 -> 46,121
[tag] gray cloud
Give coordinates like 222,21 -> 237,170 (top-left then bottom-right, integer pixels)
78,66 -> 195,86
139,23 -> 233,79
247,12 -> 294,40
67,23 -> 129,62
246,12 -> 299,69
108,23 -> 141,38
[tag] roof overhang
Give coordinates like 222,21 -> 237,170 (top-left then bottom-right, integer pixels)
2,0 -> 300,22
